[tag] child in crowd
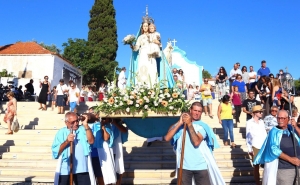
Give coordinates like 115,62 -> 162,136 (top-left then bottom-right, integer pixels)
51,86 -> 57,111
148,23 -> 161,58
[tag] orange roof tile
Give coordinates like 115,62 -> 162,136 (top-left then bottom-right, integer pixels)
0,42 -> 53,54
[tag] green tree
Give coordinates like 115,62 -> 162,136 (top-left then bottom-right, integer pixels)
62,38 -> 93,84
0,69 -> 13,77
88,0 -> 118,82
294,79 -> 300,91
202,69 -> 212,79
39,42 -> 61,54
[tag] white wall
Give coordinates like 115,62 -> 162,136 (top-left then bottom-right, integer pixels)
0,55 -> 55,95
53,56 -> 82,88
172,52 -> 203,86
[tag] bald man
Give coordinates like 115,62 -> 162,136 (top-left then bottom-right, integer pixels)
254,110 -> 300,185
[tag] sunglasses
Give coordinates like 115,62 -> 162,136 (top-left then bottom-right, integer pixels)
69,120 -> 79,125
254,111 -> 263,114
277,117 -> 288,120
204,81 -> 208,82
271,110 -> 278,112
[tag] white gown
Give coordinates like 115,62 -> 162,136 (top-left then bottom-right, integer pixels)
134,34 -> 158,87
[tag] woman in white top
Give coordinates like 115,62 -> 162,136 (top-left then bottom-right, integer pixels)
187,84 -> 195,100
56,79 -> 68,114
98,83 -> 106,101
177,69 -> 185,82
79,85 -> 86,102
246,105 -> 267,185
87,86 -> 95,102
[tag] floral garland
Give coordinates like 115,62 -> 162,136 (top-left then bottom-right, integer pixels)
96,82 -> 190,118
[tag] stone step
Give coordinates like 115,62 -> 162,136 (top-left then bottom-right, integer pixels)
0,158 -> 252,169
2,150 -> 250,160
0,175 -> 258,184
0,132 -> 247,141
0,167 -> 260,178
0,138 -> 249,149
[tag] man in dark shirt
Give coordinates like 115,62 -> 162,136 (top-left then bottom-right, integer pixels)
25,79 -> 34,95
242,90 -> 261,121
253,110 -> 300,184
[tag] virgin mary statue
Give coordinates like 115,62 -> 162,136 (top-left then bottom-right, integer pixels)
126,10 -> 174,88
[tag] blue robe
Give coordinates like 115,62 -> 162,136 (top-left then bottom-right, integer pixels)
52,126 -> 91,161
171,120 -> 220,152
91,122 -> 114,149
253,124 -> 300,165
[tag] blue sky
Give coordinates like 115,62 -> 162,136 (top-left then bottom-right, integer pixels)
1,1 -> 299,79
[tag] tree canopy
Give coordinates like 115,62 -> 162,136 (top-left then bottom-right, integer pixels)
87,0 -> 118,83
39,42 -> 61,54
202,69 -> 212,79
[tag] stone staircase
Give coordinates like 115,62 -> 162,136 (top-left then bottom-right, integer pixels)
0,98 -> 299,184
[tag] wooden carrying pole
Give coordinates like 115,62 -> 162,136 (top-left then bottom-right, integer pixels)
69,128 -> 73,185
177,123 -> 187,185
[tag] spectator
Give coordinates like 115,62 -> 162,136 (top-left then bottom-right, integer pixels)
187,84 -> 195,100
173,75 -> 182,90
98,83 -> 106,101
17,85 -> 23,99
242,90 -> 261,121
172,68 -> 178,76
200,78 -> 214,117
231,86 -> 242,125
87,86 -> 95,102
260,77 -> 273,118
257,60 -> 271,80
269,73 -> 275,84
280,89 -> 294,112
248,66 -> 257,90
25,79 -> 34,95
241,66 -> 250,91
177,69 -> 185,82
276,69 -> 284,79
232,74 -> 247,102
263,106 -> 278,132
194,86 -> 201,101
292,107 -> 299,121
56,79 -> 68,114
80,85 -> 86,102
246,105 -> 267,185
271,78 -> 282,107
216,66 -> 228,101
38,76 -> 50,111
254,76 -> 265,101
51,86 -> 57,111
68,83 -> 80,113
229,64 -> 242,93
217,95 -> 235,148
3,91 -> 17,135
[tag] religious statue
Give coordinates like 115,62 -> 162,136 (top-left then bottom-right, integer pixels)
126,7 -> 175,88
163,40 -> 173,66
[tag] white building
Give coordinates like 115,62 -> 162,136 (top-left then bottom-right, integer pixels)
163,40 -> 203,86
0,42 -> 82,95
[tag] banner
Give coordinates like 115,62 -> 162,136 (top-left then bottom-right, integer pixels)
63,64 -> 82,88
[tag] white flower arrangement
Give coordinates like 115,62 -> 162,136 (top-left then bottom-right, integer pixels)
96,80 -> 191,118
123,34 -> 136,45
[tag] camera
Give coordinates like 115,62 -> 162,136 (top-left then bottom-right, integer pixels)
77,113 -> 98,123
